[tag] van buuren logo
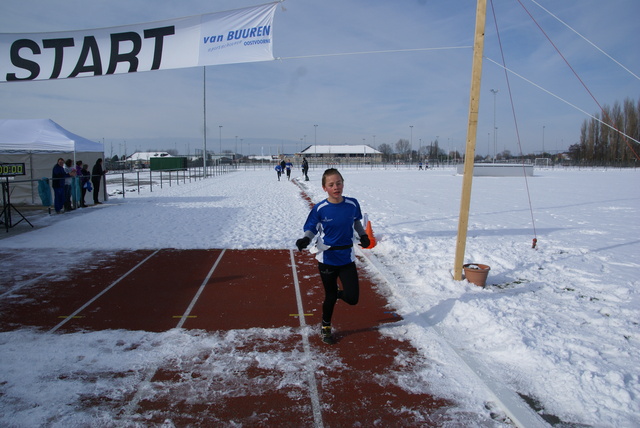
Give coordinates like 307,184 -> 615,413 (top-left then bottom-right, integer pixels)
202,25 -> 271,45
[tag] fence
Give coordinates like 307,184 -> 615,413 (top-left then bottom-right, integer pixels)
1,164 -> 234,231
106,163 -> 233,198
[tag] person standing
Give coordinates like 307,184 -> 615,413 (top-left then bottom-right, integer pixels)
79,164 -> 91,207
295,168 -> 370,344
51,158 -> 67,214
91,158 -> 107,204
302,157 -> 309,181
74,160 -> 83,176
63,159 -> 76,211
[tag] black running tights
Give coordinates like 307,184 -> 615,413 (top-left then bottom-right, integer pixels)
318,261 -> 359,324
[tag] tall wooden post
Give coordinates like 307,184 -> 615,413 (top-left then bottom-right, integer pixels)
453,0 -> 487,280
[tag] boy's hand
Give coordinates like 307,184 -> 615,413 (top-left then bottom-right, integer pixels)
296,237 -> 310,251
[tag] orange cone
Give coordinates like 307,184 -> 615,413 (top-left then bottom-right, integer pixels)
363,221 -> 377,249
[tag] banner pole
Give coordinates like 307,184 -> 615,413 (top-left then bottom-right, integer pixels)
453,0 -> 487,281
203,66 -> 208,178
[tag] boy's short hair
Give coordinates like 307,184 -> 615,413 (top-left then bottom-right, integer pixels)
322,168 -> 343,186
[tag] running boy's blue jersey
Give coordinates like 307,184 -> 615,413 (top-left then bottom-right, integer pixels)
303,196 -> 363,265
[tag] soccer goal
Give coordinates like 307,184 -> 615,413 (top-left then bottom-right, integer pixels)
534,158 -> 551,169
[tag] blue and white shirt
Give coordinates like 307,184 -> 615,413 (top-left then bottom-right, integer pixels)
303,196 -> 363,265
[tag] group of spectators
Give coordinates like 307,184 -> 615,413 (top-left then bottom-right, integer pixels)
51,158 -> 107,214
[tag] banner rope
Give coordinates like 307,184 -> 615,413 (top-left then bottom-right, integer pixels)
515,0 -> 640,159
275,45 -> 472,61
483,58 -> 640,147
528,0 -> 640,82
488,0 -> 539,249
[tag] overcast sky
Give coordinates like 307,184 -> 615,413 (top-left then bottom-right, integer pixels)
1,0 -> 638,158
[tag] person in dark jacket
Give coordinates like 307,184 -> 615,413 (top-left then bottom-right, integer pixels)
302,157 -> 309,181
51,158 -> 68,213
79,164 -> 91,207
91,158 -> 107,204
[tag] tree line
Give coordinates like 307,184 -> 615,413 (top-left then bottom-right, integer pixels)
568,96 -> 639,166
376,96 -> 639,167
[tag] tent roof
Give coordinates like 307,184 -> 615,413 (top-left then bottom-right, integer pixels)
0,119 -> 103,153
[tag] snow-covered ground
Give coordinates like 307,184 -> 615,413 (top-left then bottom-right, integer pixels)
1,166 -> 638,427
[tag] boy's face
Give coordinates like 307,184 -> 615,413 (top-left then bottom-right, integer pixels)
322,173 -> 344,201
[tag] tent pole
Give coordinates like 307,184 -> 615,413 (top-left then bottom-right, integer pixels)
453,0 -> 487,281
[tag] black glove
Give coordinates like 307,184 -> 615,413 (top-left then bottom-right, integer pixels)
359,234 -> 370,248
296,237 -> 311,251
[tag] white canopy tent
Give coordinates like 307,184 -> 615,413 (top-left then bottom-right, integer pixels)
0,119 -> 104,205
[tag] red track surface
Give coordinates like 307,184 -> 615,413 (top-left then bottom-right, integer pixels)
1,248 -> 453,426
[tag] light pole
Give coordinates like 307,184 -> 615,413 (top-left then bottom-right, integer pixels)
409,125 -> 413,163
219,125 -> 223,154
542,125 -> 546,156
490,89 -> 498,162
314,124 -> 318,168
487,132 -> 490,159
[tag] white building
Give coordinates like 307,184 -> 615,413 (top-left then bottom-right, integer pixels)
298,145 -> 382,163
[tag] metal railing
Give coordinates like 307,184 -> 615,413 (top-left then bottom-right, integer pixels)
106,163 -> 233,198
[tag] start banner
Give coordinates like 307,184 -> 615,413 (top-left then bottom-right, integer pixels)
0,2 -> 278,82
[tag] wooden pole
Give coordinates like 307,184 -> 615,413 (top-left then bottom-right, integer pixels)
453,0 -> 487,281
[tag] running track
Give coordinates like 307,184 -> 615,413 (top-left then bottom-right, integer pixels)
0,247 -> 454,426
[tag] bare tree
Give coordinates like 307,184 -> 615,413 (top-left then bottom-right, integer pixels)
395,139 -> 411,161
377,143 -> 393,162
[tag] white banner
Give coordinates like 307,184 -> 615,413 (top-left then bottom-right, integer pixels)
0,2 -> 278,82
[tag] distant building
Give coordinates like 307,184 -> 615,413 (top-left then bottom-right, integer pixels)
126,151 -> 171,168
298,145 -> 382,163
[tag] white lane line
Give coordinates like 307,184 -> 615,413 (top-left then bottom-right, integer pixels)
175,249 -> 226,328
120,249 -> 227,419
290,249 -> 324,428
47,249 -> 161,334
0,271 -> 52,299
357,248 -> 549,428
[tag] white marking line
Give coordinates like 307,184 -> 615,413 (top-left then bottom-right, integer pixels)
0,271 -> 51,299
122,249 -> 226,418
47,249 -> 161,334
290,249 -> 324,428
357,248 -> 549,428
175,249 -> 226,329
